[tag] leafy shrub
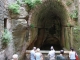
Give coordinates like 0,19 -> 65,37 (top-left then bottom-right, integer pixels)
8,3 -> 20,14
30,24 -> 35,28
73,26 -> 80,41
66,1 -> 72,6
70,10 -> 78,19
24,0 -> 42,9
1,29 -> 12,48
8,0 -> 42,13
17,0 -> 22,5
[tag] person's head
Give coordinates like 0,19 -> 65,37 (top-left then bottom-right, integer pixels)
36,48 -> 40,52
60,50 -> 64,54
50,46 -> 54,50
12,54 -> 18,60
33,47 -> 36,51
71,48 -> 74,51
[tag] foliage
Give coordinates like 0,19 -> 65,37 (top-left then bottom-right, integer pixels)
73,26 -> 80,41
58,0 -> 60,2
24,0 -> 33,8
8,3 -> 20,14
66,0 -> 72,6
30,24 -> 35,28
1,29 -> 12,47
8,0 -> 42,13
67,23 -> 72,27
24,0 -> 42,9
17,0 -> 22,5
70,10 -> 78,19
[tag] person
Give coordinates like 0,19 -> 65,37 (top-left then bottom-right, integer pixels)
69,48 -> 78,60
30,47 -> 36,60
48,46 -> 55,60
35,48 -> 43,60
56,50 -> 66,60
12,54 -> 18,60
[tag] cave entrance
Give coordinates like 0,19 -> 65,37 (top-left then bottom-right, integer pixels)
27,0 -> 70,50
34,18 -> 63,50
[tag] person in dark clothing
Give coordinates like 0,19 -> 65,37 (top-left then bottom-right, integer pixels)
56,50 -> 67,60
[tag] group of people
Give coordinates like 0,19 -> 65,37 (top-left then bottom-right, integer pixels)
11,46 -> 78,60
30,47 -> 43,60
30,46 -> 79,60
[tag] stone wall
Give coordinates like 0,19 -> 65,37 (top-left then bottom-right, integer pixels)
0,0 -> 5,49
0,0 -> 7,60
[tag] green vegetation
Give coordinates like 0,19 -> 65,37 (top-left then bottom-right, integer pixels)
17,0 -> 22,5
66,0 -> 72,6
8,3 -> 20,14
30,24 -> 35,28
8,0 -> 42,13
58,0 -> 60,2
70,9 -> 78,19
1,29 -> 12,48
67,23 -> 72,27
73,26 -> 80,41
24,0 -> 42,9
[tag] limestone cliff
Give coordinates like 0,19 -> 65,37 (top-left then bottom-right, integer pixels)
0,0 -> 80,60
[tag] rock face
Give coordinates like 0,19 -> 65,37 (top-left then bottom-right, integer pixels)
10,4 -> 29,60
12,19 -> 27,52
0,0 -> 7,60
0,0 -> 80,59
0,0 -> 29,59
0,0 -> 4,49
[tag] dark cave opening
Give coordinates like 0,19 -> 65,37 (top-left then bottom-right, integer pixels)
40,44 -> 62,50
33,19 -> 63,50
40,25 -> 62,50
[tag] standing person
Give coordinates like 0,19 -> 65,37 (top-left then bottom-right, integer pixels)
56,50 -> 66,60
69,48 -> 77,60
35,48 -> 43,60
30,47 -> 36,60
48,46 -> 55,60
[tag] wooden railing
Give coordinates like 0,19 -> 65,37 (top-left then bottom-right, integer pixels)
26,50 -> 69,54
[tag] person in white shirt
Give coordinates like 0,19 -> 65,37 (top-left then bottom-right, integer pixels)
30,47 -> 36,60
48,46 -> 55,60
35,48 -> 43,60
69,48 -> 76,60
